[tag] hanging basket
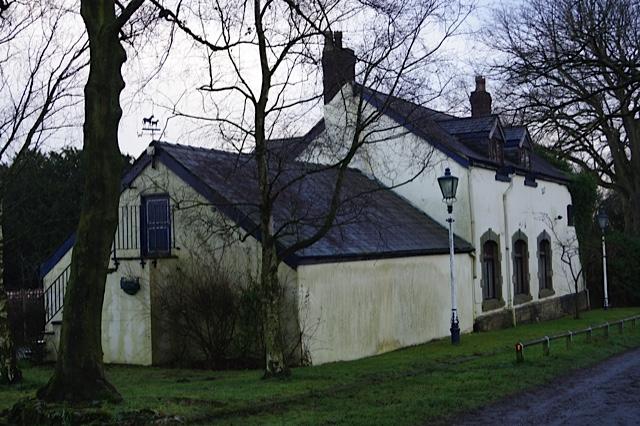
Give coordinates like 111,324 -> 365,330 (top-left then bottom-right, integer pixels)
120,277 -> 141,295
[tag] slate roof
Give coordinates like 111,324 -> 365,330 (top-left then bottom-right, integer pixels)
264,86 -> 566,182
359,86 -> 456,123
265,119 -> 325,162
157,142 -> 473,266
528,152 -> 570,181
437,116 -> 496,136
40,141 -> 473,277
503,127 -> 527,149
358,85 -> 568,182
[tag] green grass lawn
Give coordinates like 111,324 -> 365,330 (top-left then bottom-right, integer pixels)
3,308 -> 640,425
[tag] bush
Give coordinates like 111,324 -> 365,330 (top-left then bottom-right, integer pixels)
606,232 -> 640,306
155,260 -> 263,369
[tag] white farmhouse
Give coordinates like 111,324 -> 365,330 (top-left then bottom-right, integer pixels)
40,32 -> 585,367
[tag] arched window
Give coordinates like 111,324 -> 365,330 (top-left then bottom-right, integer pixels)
480,229 -> 504,311
482,240 -> 499,300
538,232 -> 553,295
513,238 -> 529,295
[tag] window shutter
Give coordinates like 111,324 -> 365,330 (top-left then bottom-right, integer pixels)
141,196 -> 171,255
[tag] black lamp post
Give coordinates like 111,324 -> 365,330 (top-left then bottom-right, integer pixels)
438,168 -> 460,344
597,209 -> 609,309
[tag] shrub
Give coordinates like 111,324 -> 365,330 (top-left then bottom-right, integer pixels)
154,260 -> 263,369
606,231 -> 640,306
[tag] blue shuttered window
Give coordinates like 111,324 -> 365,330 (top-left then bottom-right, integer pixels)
141,195 -> 171,256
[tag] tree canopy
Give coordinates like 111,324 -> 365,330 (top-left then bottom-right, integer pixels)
489,0 -> 640,234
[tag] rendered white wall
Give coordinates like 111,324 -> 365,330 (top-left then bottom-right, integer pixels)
469,168 -> 582,317
42,157 -> 298,366
317,84 -> 582,321
298,253 -> 474,365
317,85 -> 473,242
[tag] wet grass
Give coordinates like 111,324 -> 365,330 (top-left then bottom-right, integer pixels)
2,308 -> 640,424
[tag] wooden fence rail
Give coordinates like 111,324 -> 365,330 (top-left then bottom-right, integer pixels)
515,314 -> 640,362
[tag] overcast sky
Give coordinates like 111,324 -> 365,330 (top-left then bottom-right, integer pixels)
32,0 -> 522,158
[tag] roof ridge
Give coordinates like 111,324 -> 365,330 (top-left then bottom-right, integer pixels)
437,114 -> 499,123
154,140 -> 254,158
154,138 -> 366,174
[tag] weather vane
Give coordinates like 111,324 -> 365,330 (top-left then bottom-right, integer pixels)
138,114 -> 160,138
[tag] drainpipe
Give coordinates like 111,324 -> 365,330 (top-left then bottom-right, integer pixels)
503,179 -> 516,326
467,171 -> 477,320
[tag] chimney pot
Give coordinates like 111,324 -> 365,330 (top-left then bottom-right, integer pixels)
334,31 -> 342,48
470,75 -> 492,117
322,31 -> 356,104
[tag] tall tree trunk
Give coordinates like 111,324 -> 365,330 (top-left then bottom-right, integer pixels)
37,0 -> 130,402
256,118 -> 288,377
253,0 -> 287,378
260,239 -> 288,377
0,199 -> 21,384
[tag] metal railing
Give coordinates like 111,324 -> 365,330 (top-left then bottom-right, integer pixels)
43,264 -> 70,325
114,205 -> 141,252
111,204 -> 177,262
41,204 -> 179,325
515,314 -> 640,362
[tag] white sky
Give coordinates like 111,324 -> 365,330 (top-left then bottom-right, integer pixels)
33,0 -> 523,158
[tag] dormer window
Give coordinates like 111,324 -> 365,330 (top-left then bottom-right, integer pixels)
489,137 -> 504,163
519,147 -> 531,169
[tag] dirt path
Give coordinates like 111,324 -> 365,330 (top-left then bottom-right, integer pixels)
454,347 -> 640,425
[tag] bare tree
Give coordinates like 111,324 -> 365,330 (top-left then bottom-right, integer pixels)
0,1 -> 86,385
0,1 -> 11,18
488,0 -> 640,234
543,215 -> 587,319
149,0 -> 471,377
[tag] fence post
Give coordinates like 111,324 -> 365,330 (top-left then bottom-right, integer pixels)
619,321 -> 624,334
543,336 -> 550,356
604,322 -> 610,339
566,332 -> 573,349
633,318 -> 637,330
586,327 -> 592,343
515,342 -> 524,363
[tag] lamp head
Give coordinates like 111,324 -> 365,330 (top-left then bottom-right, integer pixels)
438,168 -> 459,213
596,209 -> 609,231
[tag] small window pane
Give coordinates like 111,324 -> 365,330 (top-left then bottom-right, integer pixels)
514,239 -> 529,295
482,240 -> 499,300
539,239 -> 552,291
567,205 -> 574,226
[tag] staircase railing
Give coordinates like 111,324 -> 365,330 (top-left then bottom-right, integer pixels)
44,263 -> 70,325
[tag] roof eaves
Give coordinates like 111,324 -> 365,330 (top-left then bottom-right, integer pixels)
293,245 -> 475,266
39,233 -> 76,279
516,168 -> 570,185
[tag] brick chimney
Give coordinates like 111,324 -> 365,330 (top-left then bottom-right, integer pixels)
322,31 -> 356,104
469,76 -> 492,117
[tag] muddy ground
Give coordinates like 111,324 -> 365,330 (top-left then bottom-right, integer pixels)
454,347 -> 640,425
